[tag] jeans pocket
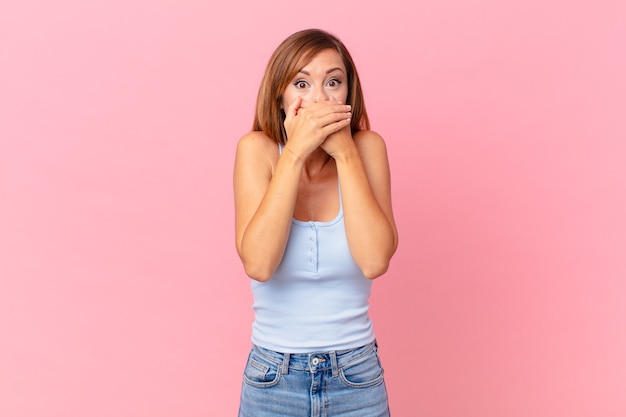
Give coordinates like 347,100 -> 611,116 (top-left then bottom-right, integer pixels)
242,352 -> 282,388
338,349 -> 385,389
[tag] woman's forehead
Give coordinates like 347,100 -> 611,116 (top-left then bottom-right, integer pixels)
298,49 -> 345,72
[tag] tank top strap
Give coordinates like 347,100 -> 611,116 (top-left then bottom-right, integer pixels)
338,180 -> 343,212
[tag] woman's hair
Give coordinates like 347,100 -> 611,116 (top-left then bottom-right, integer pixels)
253,29 -> 370,145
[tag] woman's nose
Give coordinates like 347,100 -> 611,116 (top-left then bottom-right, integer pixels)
313,87 -> 330,102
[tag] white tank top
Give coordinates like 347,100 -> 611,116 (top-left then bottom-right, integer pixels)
249,146 -> 375,353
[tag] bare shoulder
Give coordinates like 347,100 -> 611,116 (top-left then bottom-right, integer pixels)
353,130 -> 389,159
237,131 -> 279,156
235,131 -> 280,173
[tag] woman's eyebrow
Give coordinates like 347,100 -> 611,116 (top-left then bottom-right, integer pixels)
326,67 -> 344,74
298,67 -> 345,75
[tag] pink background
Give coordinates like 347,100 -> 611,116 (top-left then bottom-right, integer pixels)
1,0 -> 625,416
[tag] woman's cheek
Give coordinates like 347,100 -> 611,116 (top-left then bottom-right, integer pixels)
339,88 -> 349,104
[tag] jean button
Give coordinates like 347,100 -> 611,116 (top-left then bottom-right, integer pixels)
311,357 -> 320,365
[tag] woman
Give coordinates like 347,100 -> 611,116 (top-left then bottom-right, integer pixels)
234,29 -> 398,417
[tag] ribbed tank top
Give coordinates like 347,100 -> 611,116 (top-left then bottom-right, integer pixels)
250,145 -> 375,353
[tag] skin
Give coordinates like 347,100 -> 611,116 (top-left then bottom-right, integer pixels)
234,49 -> 398,282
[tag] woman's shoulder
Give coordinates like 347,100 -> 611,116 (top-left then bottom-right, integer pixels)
237,130 -> 278,148
235,131 -> 280,173
236,131 -> 279,156
353,129 -> 388,152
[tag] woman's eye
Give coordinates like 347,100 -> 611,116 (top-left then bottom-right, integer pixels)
327,79 -> 341,87
294,81 -> 308,89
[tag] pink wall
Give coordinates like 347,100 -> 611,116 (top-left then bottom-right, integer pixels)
1,0 -> 625,416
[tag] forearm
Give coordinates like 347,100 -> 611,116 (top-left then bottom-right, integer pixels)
334,147 -> 397,279
238,150 -> 303,281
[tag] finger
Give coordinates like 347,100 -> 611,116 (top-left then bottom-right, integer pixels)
316,100 -> 350,111
285,96 -> 303,120
321,116 -> 352,136
305,106 -> 350,133
317,108 -> 352,127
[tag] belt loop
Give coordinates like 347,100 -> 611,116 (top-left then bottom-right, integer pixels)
281,352 -> 290,375
330,351 -> 338,378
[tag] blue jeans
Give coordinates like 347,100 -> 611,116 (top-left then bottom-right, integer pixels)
238,341 -> 390,417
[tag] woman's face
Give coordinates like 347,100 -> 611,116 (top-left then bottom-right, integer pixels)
282,49 -> 349,110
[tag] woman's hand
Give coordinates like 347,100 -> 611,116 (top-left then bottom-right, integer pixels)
321,123 -> 354,159
283,97 -> 351,159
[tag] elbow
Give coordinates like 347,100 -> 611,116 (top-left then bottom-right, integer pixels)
237,245 -> 277,282
247,272 -> 273,282
242,260 -> 274,282
357,232 -> 398,280
357,242 -> 396,280
359,242 -> 397,279
361,260 -> 390,280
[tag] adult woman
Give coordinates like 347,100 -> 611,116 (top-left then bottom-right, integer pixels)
234,29 -> 398,416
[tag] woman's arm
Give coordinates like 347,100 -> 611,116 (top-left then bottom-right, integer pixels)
233,132 -> 303,282
234,100 -> 352,282
323,129 -> 398,279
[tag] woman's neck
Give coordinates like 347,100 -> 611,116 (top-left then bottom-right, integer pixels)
302,147 -> 333,180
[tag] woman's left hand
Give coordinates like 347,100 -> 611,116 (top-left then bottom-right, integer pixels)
321,123 -> 354,159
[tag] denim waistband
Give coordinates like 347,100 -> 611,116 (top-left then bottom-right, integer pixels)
251,341 -> 378,378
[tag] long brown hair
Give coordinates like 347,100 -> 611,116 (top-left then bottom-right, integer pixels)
253,29 -> 370,145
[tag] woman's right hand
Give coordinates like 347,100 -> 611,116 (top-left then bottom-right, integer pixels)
283,97 -> 352,159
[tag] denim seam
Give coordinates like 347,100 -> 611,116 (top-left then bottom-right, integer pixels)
336,343 -> 376,369
337,367 -> 385,389
252,342 -> 378,373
